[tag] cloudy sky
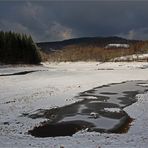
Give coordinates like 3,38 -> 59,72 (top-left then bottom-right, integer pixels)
0,1 -> 148,42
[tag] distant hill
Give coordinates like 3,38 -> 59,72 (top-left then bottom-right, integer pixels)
37,36 -> 148,62
37,36 -> 139,52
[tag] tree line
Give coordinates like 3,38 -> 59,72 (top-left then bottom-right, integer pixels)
42,41 -> 148,62
0,31 -> 41,64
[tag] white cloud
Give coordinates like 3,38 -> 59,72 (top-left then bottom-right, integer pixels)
0,19 -> 75,42
22,2 -> 44,20
19,2 -> 75,41
0,19 -> 39,40
118,28 -> 148,40
45,22 -> 74,41
0,20 -> 29,33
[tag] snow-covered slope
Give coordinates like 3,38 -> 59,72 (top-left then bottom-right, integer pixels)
111,53 -> 148,62
0,62 -> 148,147
105,43 -> 129,48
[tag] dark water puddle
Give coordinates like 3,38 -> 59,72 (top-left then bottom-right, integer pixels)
0,70 -> 43,76
28,80 -> 148,137
28,121 -> 94,137
0,70 -> 48,77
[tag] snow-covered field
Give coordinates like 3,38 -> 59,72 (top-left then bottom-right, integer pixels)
111,53 -> 148,62
0,62 -> 148,147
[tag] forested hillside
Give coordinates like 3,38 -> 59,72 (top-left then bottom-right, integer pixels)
38,37 -> 148,62
0,31 -> 41,64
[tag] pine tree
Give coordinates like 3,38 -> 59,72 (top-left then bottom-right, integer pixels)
0,31 -> 41,64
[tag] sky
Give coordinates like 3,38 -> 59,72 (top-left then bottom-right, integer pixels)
0,1 -> 148,42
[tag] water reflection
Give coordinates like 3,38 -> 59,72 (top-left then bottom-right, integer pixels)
28,80 -> 148,137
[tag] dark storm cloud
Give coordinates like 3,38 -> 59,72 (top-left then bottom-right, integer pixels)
0,1 -> 148,42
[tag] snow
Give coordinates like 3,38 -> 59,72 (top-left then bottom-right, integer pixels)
0,62 -> 148,147
111,53 -> 148,62
103,108 -> 121,113
138,83 -> 148,87
105,44 -> 129,48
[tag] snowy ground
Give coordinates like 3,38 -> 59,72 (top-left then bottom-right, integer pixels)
111,53 -> 148,62
0,62 -> 148,147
